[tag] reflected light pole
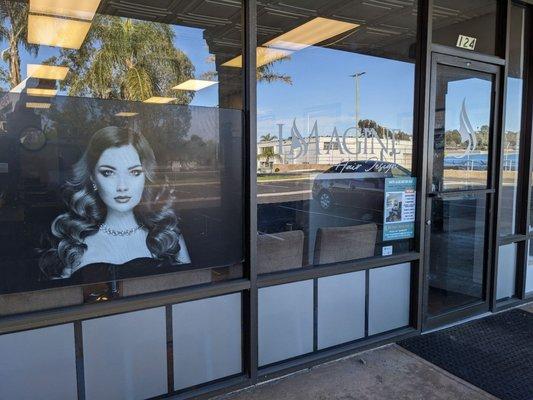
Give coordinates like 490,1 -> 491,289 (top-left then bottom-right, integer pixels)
350,72 -> 366,129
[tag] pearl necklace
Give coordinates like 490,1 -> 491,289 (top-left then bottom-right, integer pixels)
99,223 -> 144,237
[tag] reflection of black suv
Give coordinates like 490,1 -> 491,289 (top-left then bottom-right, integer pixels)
312,160 -> 410,212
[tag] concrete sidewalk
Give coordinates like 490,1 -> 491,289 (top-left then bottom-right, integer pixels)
216,303 -> 533,400
217,344 -> 497,400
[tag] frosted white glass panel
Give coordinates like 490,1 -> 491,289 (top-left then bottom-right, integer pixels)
527,241 -> 533,293
369,263 -> 411,335
497,243 -> 517,300
0,324 -> 77,400
83,308 -> 167,400
318,271 -> 365,349
173,293 -> 242,390
258,280 -> 313,366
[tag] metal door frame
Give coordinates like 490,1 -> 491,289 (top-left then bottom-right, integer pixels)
422,53 -> 501,330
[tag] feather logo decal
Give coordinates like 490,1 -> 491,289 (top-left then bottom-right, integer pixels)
454,98 -> 477,158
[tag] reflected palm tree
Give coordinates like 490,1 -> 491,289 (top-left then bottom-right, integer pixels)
260,133 -> 277,142
0,0 -> 38,88
57,16 -> 195,103
257,146 -> 282,173
201,53 -> 292,85
257,57 -> 292,84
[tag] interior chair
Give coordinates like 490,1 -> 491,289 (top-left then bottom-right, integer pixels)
313,223 -> 377,265
257,230 -> 304,274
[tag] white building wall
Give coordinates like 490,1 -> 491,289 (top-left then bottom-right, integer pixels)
258,135 -> 412,169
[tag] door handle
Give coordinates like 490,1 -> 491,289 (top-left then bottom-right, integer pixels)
425,220 -> 432,226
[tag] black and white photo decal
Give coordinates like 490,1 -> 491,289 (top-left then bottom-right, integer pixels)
39,126 -> 191,281
0,95 -> 243,294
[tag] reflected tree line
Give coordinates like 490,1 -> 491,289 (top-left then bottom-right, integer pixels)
444,125 -> 519,152
357,119 -> 411,141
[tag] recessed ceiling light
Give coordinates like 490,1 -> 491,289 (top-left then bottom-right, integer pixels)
30,0 -> 102,20
115,112 -> 138,117
143,97 -> 176,104
222,17 -> 358,68
264,17 -> 359,51
27,14 -> 91,49
222,47 -> 292,68
221,55 -> 243,68
173,79 -> 218,91
27,64 -> 69,80
26,102 -> 51,109
27,88 -> 58,97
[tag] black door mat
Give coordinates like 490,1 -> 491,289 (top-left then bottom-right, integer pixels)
399,309 -> 533,400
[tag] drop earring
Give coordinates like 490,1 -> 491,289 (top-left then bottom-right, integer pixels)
92,183 -> 97,191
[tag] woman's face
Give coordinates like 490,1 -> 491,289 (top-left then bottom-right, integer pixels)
93,144 -> 146,213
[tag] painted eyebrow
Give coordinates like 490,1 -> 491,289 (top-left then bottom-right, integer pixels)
97,164 -> 142,170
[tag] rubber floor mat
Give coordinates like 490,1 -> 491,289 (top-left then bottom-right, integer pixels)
399,309 -> 533,400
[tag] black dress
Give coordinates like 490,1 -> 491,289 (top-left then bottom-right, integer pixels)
69,257 -> 190,285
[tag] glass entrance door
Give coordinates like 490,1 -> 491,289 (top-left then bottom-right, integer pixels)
424,54 -> 500,328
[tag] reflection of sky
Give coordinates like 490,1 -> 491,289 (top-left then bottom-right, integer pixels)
171,25 -> 218,107
1,22 -> 219,107
505,77 -> 522,133
444,77 -> 491,132
258,47 -> 415,137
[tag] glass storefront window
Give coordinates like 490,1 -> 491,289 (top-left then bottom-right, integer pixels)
432,0 -> 499,56
501,4 -> 524,237
431,64 -> 494,192
0,0 -> 244,302
255,1 -> 417,273
428,192 -> 487,316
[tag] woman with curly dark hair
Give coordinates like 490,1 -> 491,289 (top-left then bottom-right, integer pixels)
39,126 -> 190,280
